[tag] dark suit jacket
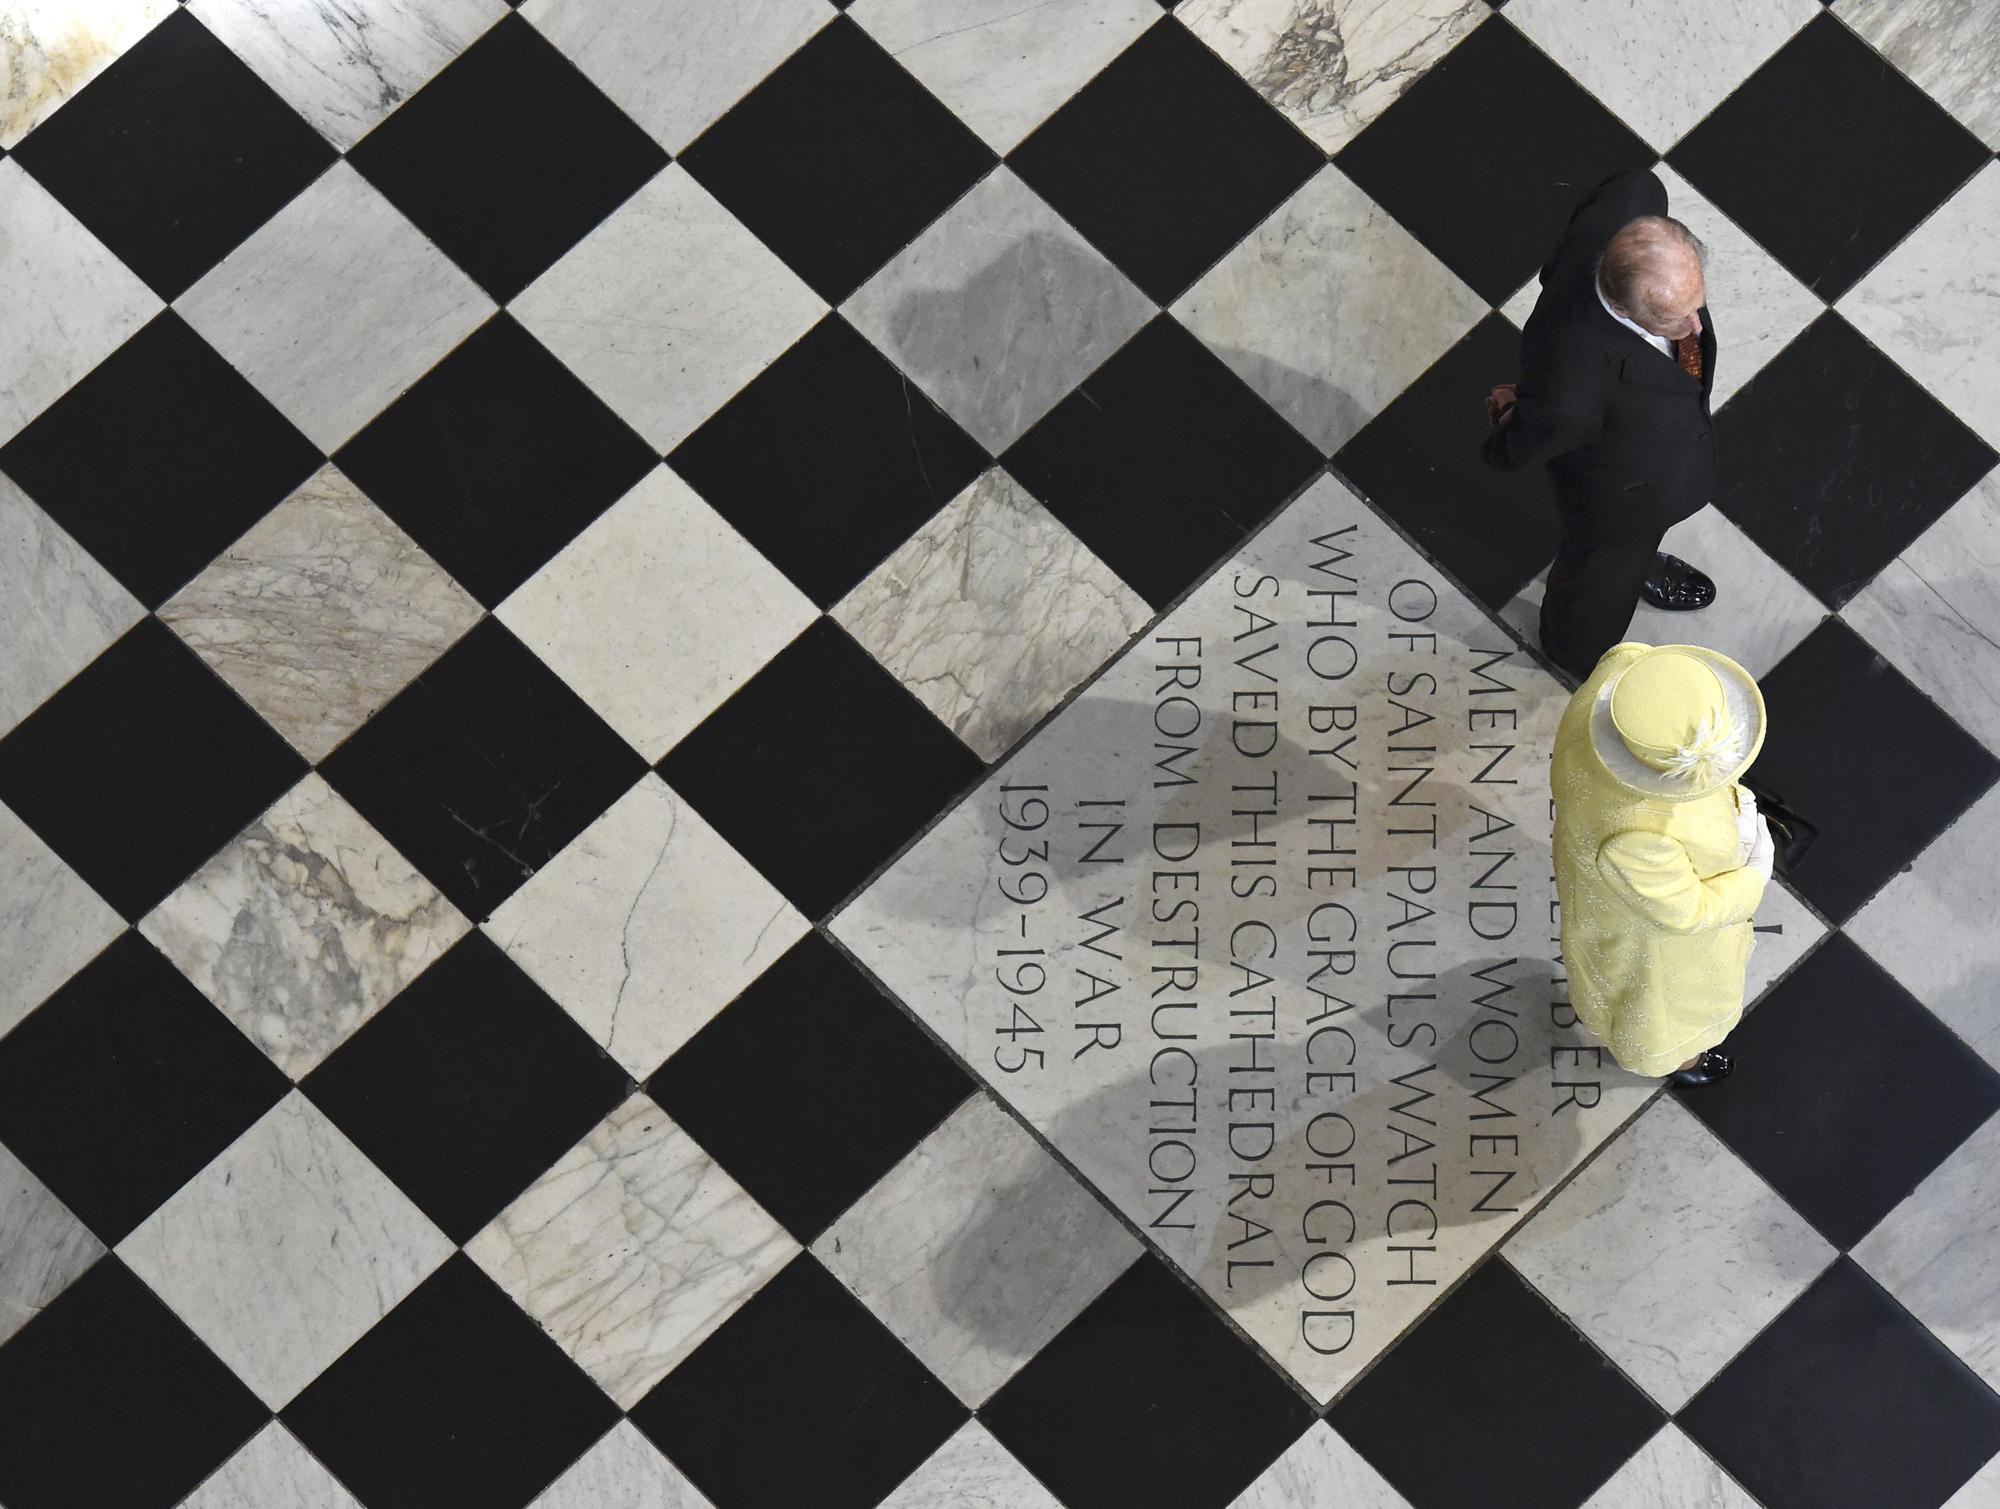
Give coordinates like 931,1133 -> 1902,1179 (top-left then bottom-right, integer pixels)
1483,170 -> 1717,532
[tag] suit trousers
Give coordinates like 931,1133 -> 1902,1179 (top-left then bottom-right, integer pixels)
1538,490 -> 1699,681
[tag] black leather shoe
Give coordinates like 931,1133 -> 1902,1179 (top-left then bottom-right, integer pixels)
1641,552 -> 1716,611
1669,1050 -> 1734,1087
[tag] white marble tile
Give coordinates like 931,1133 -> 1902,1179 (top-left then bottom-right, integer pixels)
0,159 -> 160,446
1842,471 -> 2000,755
176,161 -> 494,451
467,1093 -> 799,1408
0,475 -> 144,737
161,465 -> 483,763
1840,161 -> 2000,451
1500,506 -> 1828,681
1947,1452 -> 2000,1508
0,799 -> 123,1040
182,1423 -> 364,1509
1505,1096 -> 1834,1410
483,775 -> 807,1078
1172,164 -> 1486,454
813,1093 -> 1139,1406
1742,876 -> 1826,1010
141,773 -> 471,1079
530,1421 -> 715,1509
513,164 -> 825,453
1500,277 -> 1540,330
1506,0 -> 1818,150
1581,1426 -> 1757,1509
1178,0 -> 1486,155
1838,0 -> 2000,151
878,1422 -> 1063,1509
497,466 -> 815,762
118,1091 -> 452,1408
191,0 -> 504,150
1848,780 -> 2000,1071
842,166 -> 1154,454
851,0 -> 1155,153
1230,1422 -> 1413,1509
0,0 -> 174,147
1856,1111 -> 2000,1391
521,0 -> 830,154
833,468 -> 1151,761
0,1139 -> 103,1346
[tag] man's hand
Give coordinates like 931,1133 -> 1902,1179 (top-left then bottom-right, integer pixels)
1486,383 -> 1518,427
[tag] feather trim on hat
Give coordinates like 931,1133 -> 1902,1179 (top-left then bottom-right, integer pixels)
1659,707 -> 1745,787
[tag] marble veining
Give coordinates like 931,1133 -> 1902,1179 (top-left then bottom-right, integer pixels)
181,1423 -> 365,1509
1580,1426 -> 1758,1509
813,1093 -> 1139,1405
189,0 -> 505,150
833,468 -> 1151,762
467,1094 -> 800,1409
497,466 -> 817,762
1837,0 -> 2000,151
1504,1096 -> 1834,1411
512,164 -> 826,453
0,1140 -> 104,1346
483,775 -> 807,1078
0,160 -> 161,447
1231,1423 -> 1415,1508
842,166 -> 1155,455
1172,162 -> 1487,453
140,772 -> 471,1079
876,1422 -> 1064,1509
0,0 -> 173,147
175,161 -> 494,452
529,1421 -> 716,1509
1178,0 -> 1487,155
0,798 -> 123,1041
161,465 -> 483,763
116,1092 -> 453,1409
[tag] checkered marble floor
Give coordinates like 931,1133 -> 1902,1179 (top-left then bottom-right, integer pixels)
2,0 -> 1999,1506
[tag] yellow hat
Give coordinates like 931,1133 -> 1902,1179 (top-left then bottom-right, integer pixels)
1589,644 -> 1766,800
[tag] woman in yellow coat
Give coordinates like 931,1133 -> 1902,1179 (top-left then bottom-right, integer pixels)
1552,642 -> 1776,1085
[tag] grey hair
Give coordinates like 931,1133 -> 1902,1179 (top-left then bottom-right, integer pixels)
1596,215 -> 1707,324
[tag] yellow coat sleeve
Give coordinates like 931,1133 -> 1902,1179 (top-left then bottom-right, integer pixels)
1595,830 -> 1767,936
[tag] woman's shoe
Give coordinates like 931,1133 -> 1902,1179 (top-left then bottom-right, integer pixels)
1670,1050 -> 1734,1087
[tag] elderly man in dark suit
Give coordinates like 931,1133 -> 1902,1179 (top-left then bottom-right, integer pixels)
1485,168 -> 1718,681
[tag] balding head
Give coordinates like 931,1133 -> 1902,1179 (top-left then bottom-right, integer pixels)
1597,215 -> 1707,339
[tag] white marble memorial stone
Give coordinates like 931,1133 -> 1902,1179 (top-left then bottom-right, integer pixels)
833,473 -> 1656,1403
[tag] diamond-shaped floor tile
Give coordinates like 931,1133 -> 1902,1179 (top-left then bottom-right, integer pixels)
1579,1427 -> 1757,1509
528,1420 -> 716,1509
0,1138 -> 104,1347
1230,1423 -> 1414,1509
1836,0 -> 2000,152
0,0 -> 174,149
182,1422 -> 365,1509
876,1421 -> 1064,1509
117,1090 -> 453,1408
0,799 -> 120,1043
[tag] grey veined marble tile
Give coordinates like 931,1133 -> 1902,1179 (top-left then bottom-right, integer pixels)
181,1423 -> 365,1509
140,772 -> 471,1079
0,1139 -> 104,1347
1581,1426 -> 1758,1509
468,1094 -> 799,1409
1838,0 -> 2000,151
877,1422 -> 1064,1509
1230,1423 -> 1414,1509
1178,0 -> 1487,155
834,468 -> 1151,761
190,0 -> 505,150
0,798 -> 123,1041
161,465 -> 483,763
842,166 -> 1155,454
529,1421 -> 716,1509
0,0 -> 174,147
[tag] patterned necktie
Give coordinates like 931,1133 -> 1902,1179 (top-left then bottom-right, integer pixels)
1675,332 -> 1703,379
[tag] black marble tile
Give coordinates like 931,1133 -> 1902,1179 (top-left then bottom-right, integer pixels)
1335,312 -> 1564,610
981,1255 -> 1315,1509
335,312 -> 659,608
1007,17 -> 1321,305
668,315 -> 988,607
628,1255 -> 966,1509
346,15 -> 668,303
656,619 -> 982,919
1334,17 -> 1654,305
1002,316 -> 1323,609
1681,1259 -> 2000,1509
318,617 -> 647,919
1713,314 -> 1997,608
0,620 -> 307,920
1753,619 -> 1999,922
678,18 -> 995,304
0,932 -> 291,1245
282,1256 -> 619,1509
302,932 -> 630,1245
1668,14 -> 1989,300
1328,1258 -> 1662,1508
648,933 -> 973,1241
8,8 -> 335,301
0,1259 -> 267,1509
0,311 -> 323,609
1675,934 -> 2000,1251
